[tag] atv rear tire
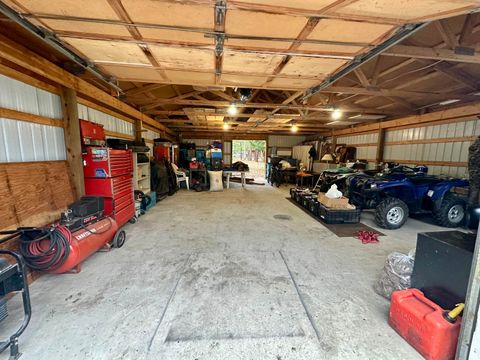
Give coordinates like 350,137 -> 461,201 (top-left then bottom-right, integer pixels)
434,195 -> 465,228
375,197 -> 409,229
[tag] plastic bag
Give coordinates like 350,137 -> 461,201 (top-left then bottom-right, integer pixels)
374,249 -> 415,299
325,184 -> 343,198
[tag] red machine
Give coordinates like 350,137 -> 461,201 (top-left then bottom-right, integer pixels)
83,147 -> 135,227
80,119 -> 106,146
18,197 -> 126,274
389,289 -> 462,360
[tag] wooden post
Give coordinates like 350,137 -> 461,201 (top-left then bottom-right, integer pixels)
376,128 -> 385,165
60,87 -> 84,199
135,118 -> 143,143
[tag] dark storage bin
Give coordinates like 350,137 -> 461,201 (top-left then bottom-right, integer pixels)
301,195 -> 315,208
317,203 -> 360,224
307,198 -> 320,216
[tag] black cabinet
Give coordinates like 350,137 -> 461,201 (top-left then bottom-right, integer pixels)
411,231 -> 476,309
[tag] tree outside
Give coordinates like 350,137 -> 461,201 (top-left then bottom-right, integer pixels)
232,140 -> 266,180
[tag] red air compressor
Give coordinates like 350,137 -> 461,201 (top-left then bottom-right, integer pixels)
18,197 -> 126,274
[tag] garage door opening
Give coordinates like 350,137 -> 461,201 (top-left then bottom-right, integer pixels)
232,140 -> 266,181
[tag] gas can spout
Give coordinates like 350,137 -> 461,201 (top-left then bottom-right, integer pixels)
443,303 -> 465,323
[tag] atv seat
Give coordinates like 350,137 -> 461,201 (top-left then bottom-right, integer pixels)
408,176 -> 442,185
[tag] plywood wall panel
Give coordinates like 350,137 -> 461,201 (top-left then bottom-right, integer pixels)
140,28 -> 214,45
11,0 -> 120,20
336,0 -> 479,21
220,74 -> 268,87
44,20 -> 132,37
149,46 -> 214,71
99,64 -> 165,82
222,51 -> 284,74
122,0 -> 214,29
226,9 -> 308,38
226,39 -> 293,50
297,43 -> 363,55
63,38 -> 150,65
307,19 -> 393,44
280,57 -> 347,77
231,0 -> 336,11
267,77 -> 320,89
164,70 -> 215,85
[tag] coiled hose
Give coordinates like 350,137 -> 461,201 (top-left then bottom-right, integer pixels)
19,225 -> 71,271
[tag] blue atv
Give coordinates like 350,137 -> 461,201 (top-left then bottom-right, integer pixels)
347,165 -> 469,229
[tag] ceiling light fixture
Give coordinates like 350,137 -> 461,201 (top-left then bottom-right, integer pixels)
291,124 -> 298,133
223,122 -> 230,130
331,108 -> 342,120
438,99 -> 460,106
227,103 -> 238,116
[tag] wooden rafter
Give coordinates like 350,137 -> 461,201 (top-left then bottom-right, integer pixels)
106,0 -> 167,80
385,45 -> 480,64
459,13 -> 480,46
434,20 -> 459,49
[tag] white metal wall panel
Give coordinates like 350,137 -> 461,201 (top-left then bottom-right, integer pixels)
0,118 -> 66,162
77,104 -> 134,137
337,132 -> 378,145
144,129 -> 159,140
0,74 -> 62,119
268,135 -> 305,147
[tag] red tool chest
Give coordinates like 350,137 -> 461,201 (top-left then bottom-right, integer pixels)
389,289 -> 462,360
83,147 -> 135,228
80,120 -> 106,146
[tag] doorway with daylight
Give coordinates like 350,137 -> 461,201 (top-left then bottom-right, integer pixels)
232,140 -> 267,182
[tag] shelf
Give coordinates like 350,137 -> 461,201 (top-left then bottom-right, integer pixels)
137,163 -> 149,167
137,176 -> 150,183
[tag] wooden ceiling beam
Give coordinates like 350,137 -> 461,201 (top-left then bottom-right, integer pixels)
106,0 -> 168,80
434,20 -> 459,49
384,45 -> 480,64
124,83 -> 170,97
0,33 -> 174,136
264,17 -> 320,85
141,98 -> 391,114
459,13 -> 480,47
141,90 -> 205,111
425,61 -> 480,91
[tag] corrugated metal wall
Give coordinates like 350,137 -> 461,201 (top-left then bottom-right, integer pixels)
337,132 -> 377,161
78,104 -> 134,137
384,118 -> 479,177
0,74 -> 65,162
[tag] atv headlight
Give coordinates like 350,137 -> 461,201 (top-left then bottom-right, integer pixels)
370,183 -> 377,189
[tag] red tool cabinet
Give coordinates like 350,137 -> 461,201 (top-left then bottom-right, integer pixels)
83,147 -> 135,228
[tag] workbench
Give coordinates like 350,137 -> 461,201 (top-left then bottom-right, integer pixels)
223,170 -> 248,189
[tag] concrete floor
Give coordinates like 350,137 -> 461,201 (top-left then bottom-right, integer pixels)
1,184 -> 450,360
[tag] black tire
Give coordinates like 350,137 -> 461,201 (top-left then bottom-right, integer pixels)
375,197 -> 409,229
112,230 -> 126,248
433,195 -> 466,228
129,216 -> 138,224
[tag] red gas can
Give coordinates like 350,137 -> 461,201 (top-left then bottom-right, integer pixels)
389,289 -> 461,360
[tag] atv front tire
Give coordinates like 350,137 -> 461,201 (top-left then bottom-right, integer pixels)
375,197 -> 409,229
434,195 -> 465,228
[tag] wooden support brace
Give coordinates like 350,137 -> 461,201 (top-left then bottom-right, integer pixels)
60,87 -> 85,199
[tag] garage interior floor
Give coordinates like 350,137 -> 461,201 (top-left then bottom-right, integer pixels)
2,185 -> 452,360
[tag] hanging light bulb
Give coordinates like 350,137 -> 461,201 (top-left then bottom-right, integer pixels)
291,124 -> 298,133
227,103 -> 238,116
223,122 -> 230,130
331,108 -> 342,120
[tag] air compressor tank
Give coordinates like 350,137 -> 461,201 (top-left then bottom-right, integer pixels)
38,218 -> 120,274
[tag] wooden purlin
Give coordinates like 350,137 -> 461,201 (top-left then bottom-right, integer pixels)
0,33 -> 175,137
384,45 -> 480,64
331,102 -> 480,136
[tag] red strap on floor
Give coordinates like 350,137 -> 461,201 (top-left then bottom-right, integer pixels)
357,230 -> 379,244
